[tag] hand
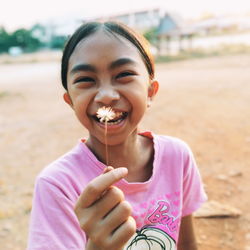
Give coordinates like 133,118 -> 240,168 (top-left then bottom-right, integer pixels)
74,167 -> 136,250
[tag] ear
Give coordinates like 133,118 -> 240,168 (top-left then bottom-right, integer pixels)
63,92 -> 73,107
147,80 -> 159,107
148,80 -> 159,98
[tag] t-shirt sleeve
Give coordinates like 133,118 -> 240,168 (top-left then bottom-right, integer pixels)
181,144 -> 207,217
27,177 -> 86,250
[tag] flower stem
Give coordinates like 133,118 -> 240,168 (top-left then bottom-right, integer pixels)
105,120 -> 109,166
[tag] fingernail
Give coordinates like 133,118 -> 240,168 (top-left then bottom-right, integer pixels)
117,167 -> 128,175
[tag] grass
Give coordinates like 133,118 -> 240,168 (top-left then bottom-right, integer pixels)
0,91 -> 10,99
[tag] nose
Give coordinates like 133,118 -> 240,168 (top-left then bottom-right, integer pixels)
94,86 -> 120,105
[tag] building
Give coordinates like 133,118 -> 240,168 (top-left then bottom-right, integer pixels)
87,8 -> 166,32
86,7 -> 190,55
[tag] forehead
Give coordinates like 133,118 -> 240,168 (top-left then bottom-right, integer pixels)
68,30 -> 144,67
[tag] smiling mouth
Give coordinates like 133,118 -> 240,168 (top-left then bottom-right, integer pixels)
93,111 -> 128,125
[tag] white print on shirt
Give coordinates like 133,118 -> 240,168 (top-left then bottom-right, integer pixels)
124,225 -> 176,250
148,201 -> 179,232
123,194 -> 182,249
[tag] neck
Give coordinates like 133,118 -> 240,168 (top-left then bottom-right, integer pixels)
87,130 -> 140,168
107,135 -> 141,168
86,130 -> 154,182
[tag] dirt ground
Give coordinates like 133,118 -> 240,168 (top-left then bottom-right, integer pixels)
0,54 -> 249,250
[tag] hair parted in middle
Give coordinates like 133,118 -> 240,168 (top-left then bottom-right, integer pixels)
61,21 -> 155,90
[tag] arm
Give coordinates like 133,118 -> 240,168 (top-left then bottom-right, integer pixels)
177,215 -> 198,250
27,178 -> 86,250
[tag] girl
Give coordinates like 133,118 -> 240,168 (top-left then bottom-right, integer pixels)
27,21 -> 207,250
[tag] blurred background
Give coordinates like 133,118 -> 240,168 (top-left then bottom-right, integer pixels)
2,0 -> 250,59
0,0 -> 250,249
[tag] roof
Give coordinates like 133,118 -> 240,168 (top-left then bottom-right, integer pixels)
157,14 -> 179,35
157,13 -> 196,36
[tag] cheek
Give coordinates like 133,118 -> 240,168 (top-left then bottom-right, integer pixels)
70,92 -> 93,125
129,86 -> 148,110
70,88 -> 92,109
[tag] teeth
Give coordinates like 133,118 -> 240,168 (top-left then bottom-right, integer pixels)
114,111 -> 122,119
94,111 -> 127,125
100,117 -> 123,125
111,118 -> 123,125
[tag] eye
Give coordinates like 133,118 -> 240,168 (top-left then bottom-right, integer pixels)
116,71 -> 135,79
74,77 -> 95,83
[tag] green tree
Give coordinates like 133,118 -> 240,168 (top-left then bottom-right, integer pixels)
0,24 -> 68,54
0,27 -> 10,53
50,35 -> 67,49
9,28 -> 41,52
31,24 -> 47,46
144,27 -> 158,45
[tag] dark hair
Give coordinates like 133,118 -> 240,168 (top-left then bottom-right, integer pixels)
61,21 -> 155,90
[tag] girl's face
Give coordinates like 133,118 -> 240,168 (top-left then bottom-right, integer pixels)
64,30 -> 158,146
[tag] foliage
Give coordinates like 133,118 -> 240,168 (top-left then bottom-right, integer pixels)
143,27 -> 158,45
11,29 -> 42,52
0,26 -> 42,53
49,35 -> 67,49
0,27 -> 10,53
0,24 -> 67,54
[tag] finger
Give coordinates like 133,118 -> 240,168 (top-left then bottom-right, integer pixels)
109,216 -> 136,248
99,166 -> 115,198
79,187 -> 125,234
102,200 -> 132,231
78,167 -> 128,208
103,166 -> 114,174
94,186 -> 125,217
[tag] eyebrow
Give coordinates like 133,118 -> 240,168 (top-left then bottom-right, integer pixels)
109,58 -> 137,70
70,58 -> 137,75
70,64 -> 96,75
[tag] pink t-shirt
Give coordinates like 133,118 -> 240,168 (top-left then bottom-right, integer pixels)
27,132 -> 207,250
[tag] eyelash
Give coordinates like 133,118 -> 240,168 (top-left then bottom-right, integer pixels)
116,71 -> 135,79
74,71 -> 135,84
74,77 -> 94,83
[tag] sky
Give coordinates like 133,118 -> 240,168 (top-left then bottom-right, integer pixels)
1,0 -> 250,31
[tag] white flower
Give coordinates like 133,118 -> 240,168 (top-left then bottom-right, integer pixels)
96,106 -> 116,123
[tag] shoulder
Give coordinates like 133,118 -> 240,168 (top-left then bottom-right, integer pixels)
34,141 -> 95,200
37,142 -> 84,180
152,133 -> 197,178
153,133 -> 193,157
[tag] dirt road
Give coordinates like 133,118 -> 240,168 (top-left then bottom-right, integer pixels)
0,54 -> 249,249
